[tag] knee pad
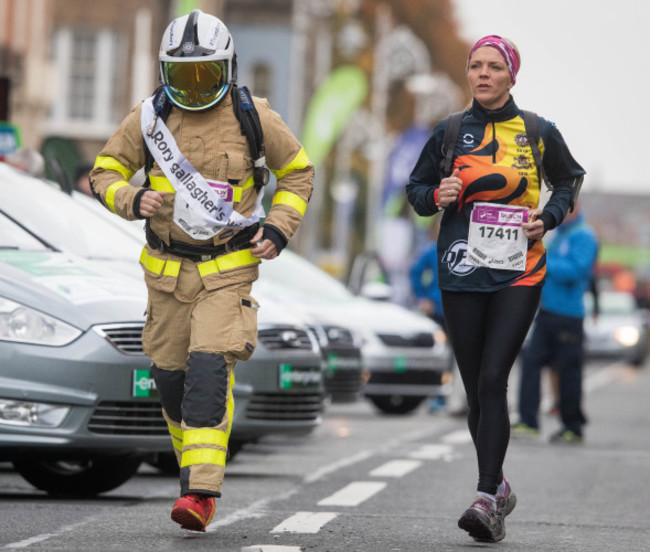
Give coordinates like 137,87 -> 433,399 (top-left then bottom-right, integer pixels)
151,365 -> 185,423
182,351 -> 229,427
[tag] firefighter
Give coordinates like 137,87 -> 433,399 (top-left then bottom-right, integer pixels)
90,10 -> 313,532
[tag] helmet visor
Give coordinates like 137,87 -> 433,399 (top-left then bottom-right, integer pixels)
161,60 -> 229,110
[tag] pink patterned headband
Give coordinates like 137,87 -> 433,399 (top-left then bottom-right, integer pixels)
467,35 -> 521,85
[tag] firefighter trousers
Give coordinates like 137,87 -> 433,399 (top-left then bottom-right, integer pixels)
142,261 -> 258,497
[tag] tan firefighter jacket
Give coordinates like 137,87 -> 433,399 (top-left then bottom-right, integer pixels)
90,92 -> 314,292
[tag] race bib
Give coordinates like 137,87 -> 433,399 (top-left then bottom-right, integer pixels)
466,202 -> 530,272
173,180 -> 234,240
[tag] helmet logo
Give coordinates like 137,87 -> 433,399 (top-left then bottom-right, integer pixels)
182,41 -> 195,54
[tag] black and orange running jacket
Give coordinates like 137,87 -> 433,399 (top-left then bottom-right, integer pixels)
407,97 -> 585,292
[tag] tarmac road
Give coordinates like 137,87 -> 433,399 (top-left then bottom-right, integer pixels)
0,357 -> 648,551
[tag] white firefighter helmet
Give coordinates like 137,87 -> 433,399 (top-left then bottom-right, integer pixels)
159,9 -> 235,111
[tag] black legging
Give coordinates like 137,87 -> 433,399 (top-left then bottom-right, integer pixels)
442,286 -> 541,494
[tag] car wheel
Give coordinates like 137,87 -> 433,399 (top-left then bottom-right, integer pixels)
227,439 -> 245,460
148,452 -> 180,475
13,456 -> 143,496
367,395 -> 425,415
631,348 -> 647,367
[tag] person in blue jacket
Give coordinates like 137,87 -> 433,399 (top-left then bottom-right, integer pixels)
410,221 -> 445,329
515,203 -> 598,443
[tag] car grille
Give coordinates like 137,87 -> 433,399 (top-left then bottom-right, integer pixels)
258,326 -> 314,351
323,325 -> 356,348
324,369 -> 364,396
377,332 -> 435,348
368,370 -> 443,386
245,393 -> 324,421
94,323 -> 145,355
88,401 -> 167,435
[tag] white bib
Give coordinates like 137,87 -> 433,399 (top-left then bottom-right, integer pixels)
466,202 -> 530,272
140,96 -> 265,239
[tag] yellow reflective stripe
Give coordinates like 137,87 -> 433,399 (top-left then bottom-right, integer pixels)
272,191 -> 307,216
167,423 -> 183,440
270,147 -> 310,180
94,156 -> 135,181
181,447 -> 227,468
105,181 -> 130,213
197,249 -> 260,277
233,175 -> 255,203
183,428 -> 229,449
166,422 -> 183,452
139,247 -> 181,277
163,260 -> 181,276
149,175 -> 175,193
226,373 -> 235,440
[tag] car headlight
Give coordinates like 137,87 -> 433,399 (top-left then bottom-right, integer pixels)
614,326 -> 640,347
0,399 -> 70,427
0,297 -> 81,346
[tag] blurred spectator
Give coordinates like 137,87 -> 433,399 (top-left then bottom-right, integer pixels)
409,218 -> 444,328
409,218 -> 448,414
514,203 -> 599,444
74,161 -> 95,196
5,148 -> 45,177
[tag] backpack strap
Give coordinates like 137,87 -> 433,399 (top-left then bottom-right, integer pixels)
143,86 -> 173,180
521,110 -> 552,191
230,84 -> 269,192
439,111 -> 464,179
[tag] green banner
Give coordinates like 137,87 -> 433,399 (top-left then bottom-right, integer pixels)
301,65 -> 368,168
175,0 -> 199,17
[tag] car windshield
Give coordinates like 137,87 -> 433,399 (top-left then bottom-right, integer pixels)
0,211 -> 50,251
259,250 -> 353,301
0,165 -> 144,261
585,291 -> 637,315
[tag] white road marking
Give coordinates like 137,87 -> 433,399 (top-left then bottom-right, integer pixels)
369,459 -> 422,477
271,511 -> 339,534
303,450 -> 374,484
584,363 -> 625,392
3,517 -> 101,549
241,546 -> 303,552
317,481 -> 387,506
409,443 -> 453,460
442,429 -> 472,444
207,488 -> 299,531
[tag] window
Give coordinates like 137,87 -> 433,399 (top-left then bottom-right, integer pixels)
252,62 -> 272,101
50,27 -> 126,137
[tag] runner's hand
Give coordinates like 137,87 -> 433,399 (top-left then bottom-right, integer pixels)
522,208 -> 544,240
439,168 -> 462,207
139,190 -> 167,218
250,228 -> 278,260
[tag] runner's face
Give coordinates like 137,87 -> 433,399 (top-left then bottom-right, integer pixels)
467,46 -> 511,110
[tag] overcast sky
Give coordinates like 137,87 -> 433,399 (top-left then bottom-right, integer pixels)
451,0 -> 648,195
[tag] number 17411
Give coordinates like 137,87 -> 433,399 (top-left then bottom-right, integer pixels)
478,225 -> 519,240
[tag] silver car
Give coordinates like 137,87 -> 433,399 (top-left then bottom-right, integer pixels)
0,162 -> 325,493
257,251 -> 453,414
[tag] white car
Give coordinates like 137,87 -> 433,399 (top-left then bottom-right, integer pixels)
584,290 -> 649,366
257,251 -> 453,414
0,163 -> 326,477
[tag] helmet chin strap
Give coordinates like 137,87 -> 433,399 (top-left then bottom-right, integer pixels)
231,52 -> 238,83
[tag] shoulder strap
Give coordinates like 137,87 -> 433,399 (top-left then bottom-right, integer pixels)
142,85 -> 269,192
440,111 -> 464,179
230,85 -> 269,192
521,110 -> 552,191
143,86 -> 173,178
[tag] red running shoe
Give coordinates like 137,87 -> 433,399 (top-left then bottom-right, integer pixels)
171,493 -> 216,532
